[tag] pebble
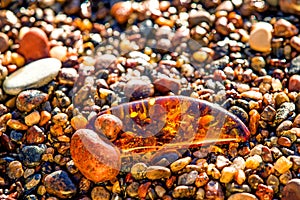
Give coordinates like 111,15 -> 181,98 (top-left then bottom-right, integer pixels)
227,193 -> 258,200
70,115 -> 88,130
195,172 -> 209,187
288,75 -> 300,92
235,169 -> 246,185
195,188 -> 205,200
282,179 -> 300,200
248,174 -> 264,189
19,145 -> 46,167
170,157 -> 191,172
155,185 -> 166,198
289,55 -> 300,75
260,105 -> 276,122
220,166 -> 236,183
70,129 -> 121,183
245,155 -> 262,170
145,166 -> 171,180
58,68 -> 78,85
49,46 -> 67,61
0,32 -> 9,53
256,184 -> 274,200
274,102 -> 295,125
249,22 -> 273,52
131,162 -> 147,180
7,160 -> 24,179
24,111 -> 41,126
275,92 -> 289,107
16,90 -> 48,112
279,0 -> 300,15
94,114 -> 123,141
241,90 -> 263,101
172,186 -> 196,199
26,125 -> 46,144
188,10 -> 213,27
24,174 -> 41,193
124,79 -> 153,99
205,180 -> 224,200
17,27 -> 50,62
290,36 -> 300,52
178,170 -> 198,185
274,156 -> 293,174
44,170 -> 76,199
126,182 -> 139,198
274,19 -> 298,37
91,186 -> 110,200
153,77 -> 181,94
229,106 -> 248,124
3,58 -> 62,95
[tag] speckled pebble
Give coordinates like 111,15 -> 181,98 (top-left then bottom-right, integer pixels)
44,170 -> 76,199
15,90 -> 48,112
19,145 -> 46,167
145,166 -> 171,180
170,157 -> 191,172
131,162 -> 147,180
91,186 -> 110,200
7,160 -> 24,179
172,186 -> 196,199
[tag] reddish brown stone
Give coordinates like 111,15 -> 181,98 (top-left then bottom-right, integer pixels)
26,125 -> 46,144
17,27 -> 50,62
288,75 -> 300,92
255,184 -> 273,200
70,129 -> 121,183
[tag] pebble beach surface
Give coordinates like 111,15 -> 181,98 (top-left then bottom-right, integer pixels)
1,0 -> 300,200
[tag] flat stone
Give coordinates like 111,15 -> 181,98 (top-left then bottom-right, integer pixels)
3,58 -> 61,95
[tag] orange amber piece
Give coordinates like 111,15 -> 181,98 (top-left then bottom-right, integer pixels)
88,96 -> 250,153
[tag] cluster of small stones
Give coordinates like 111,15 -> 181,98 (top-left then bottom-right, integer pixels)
1,0 -> 300,200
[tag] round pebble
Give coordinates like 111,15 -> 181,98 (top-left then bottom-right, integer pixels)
19,145 -> 46,167
228,193 -> 258,200
249,22 -> 273,52
282,179 -> 300,200
91,186 -> 110,200
3,58 -> 62,95
145,166 -> 171,180
16,90 -> 48,112
288,75 -> 300,92
0,32 -> 9,52
7,160 -> 24,179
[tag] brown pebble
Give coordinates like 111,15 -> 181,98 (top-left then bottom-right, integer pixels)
17,27 -> 50,62
205,180 -> 224,200
288,75 -> 300,92
91,186 -> 110,200
26,125 -> 46,144
228,193 -> 258,200
111,1 -> 133,24
274,19 -> 298,38
282,179 -> 300,200
94,114 -> 123,141
7,119 -> 28,130
153,77 -> 181,94
39,111 -> 51,126
0,32 -> 9,53
71,115 -> 88,130
241,90 -> 263,101
255,184 -> 273,200
249,22 -> 273,52
279,0 -> 300,15
16,90 -> 48,113
290,36 -> 300,52
24,111 -> 41,126
70,129 -> 121,183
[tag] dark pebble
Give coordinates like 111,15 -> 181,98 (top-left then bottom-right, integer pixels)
229,106 -> 249,124
44,170 -> 77,199
16,90 -> 49,113
24,174 -> 41,194
19,145 -> 46,167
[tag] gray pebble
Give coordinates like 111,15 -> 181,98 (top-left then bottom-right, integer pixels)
3,58 -> 61,95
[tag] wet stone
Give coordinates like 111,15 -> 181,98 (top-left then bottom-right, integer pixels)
19,145 -> 46,167
126,182 -> 139,198
24,174 -> 41,194
275,92 -> 289,107
220,166 -> 236,183
44,170 -> 76,199
26,125 -> 46,144
227,193 -> 258,200
91,186 -> 110,200
195,172 -> 209,187
145,166 -> 171,180
255,184 -> 274,200
274,19 -> 298,38
124,79 -> 153,100
282,179 -> 300,200
178,170 -> 198,185
0,32 -> 9,52
229,106 -> 248,124
155,185 -> 166,198
15,90 -> 49,112
172,186 -> 196,199
205,180 -> 224,200
274,102 -> 295,125
241,91 -> 263,101
3,58 -> 62,95
153,77 -> 181,94
274,156 -> 293,174
17,27 -> 50,62
249,22 -> 273,52
131,162 -> 147,180
248,174 -> 264,190
170,157 -> 191,172
260,105 -> 276,122
7,160 -> 24,179
288,75 -> 300,92
10,130 -> 23,144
